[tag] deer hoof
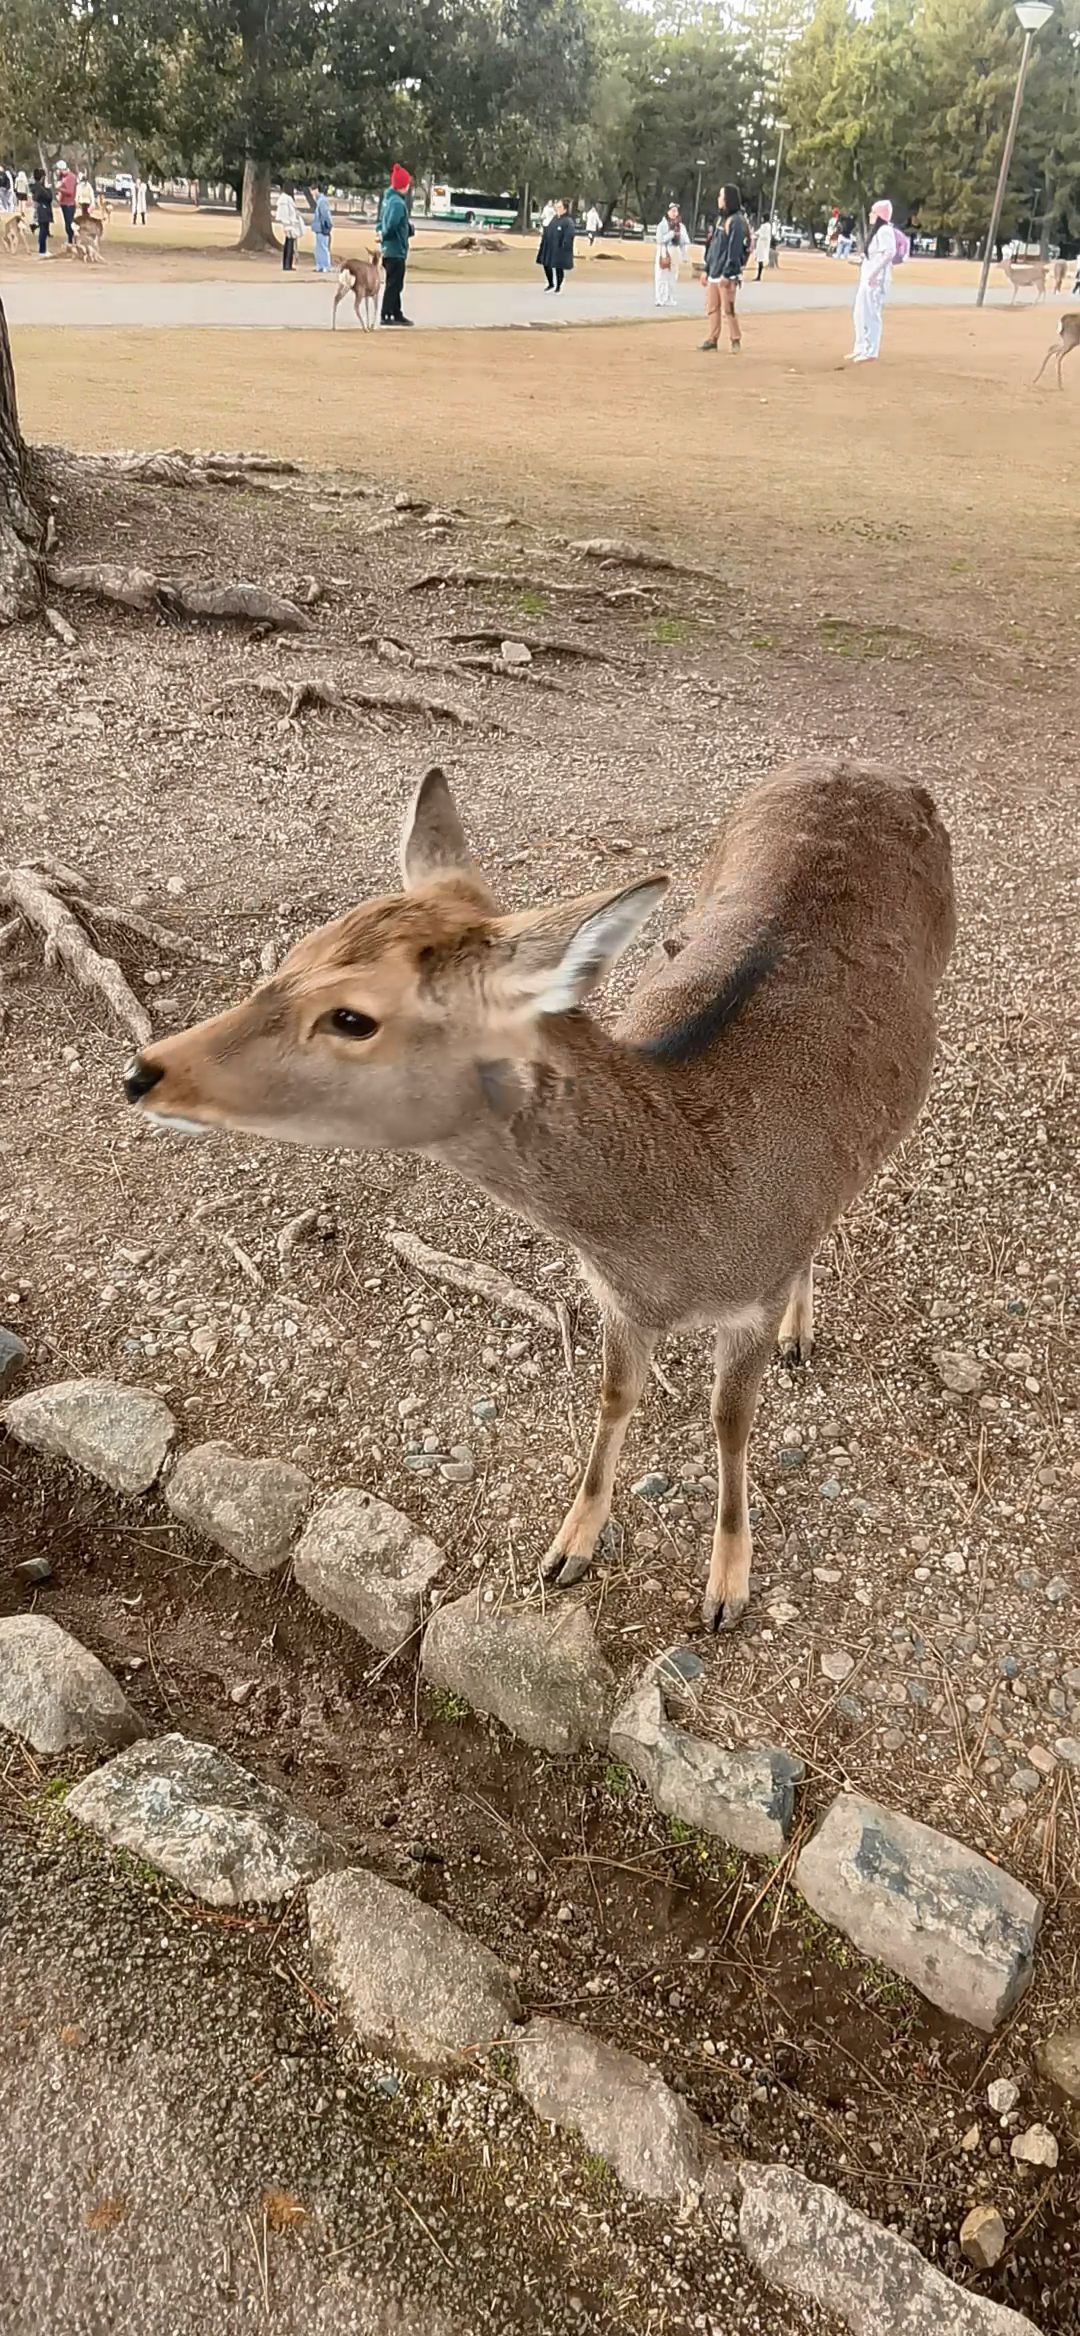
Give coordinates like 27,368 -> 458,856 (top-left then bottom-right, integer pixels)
777,1331 -> 813,1366
701,1588 -> 748,1634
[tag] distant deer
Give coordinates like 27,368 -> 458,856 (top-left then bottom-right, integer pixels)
1033,311 -> 1080,388
1,210 -> 33,254
333,250 -> 381,329
1002,257 -> 1047,302
1051,258 -> 1066,294
122,760 -> 955,1632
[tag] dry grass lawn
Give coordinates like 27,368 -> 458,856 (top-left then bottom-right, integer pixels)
13,303 -> 1077,651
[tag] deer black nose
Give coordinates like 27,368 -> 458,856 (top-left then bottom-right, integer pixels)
124,1055 -> 164,1102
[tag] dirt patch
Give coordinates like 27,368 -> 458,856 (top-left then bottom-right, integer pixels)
0,448 -> 1077,2332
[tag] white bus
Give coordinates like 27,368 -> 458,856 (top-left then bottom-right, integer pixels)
429,183 -> 517,228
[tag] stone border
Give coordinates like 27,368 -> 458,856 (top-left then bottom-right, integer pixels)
8,1693 -> 1047,2335
0,1373 -> 1045,2032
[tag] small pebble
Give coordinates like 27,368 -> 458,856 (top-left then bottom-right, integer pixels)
819,1650 -> 854,1683
987,2078 -> 1019,2116
1011,2124 -> 1058,2169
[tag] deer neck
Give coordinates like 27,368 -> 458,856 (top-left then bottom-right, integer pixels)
431,1013 -> 709,1278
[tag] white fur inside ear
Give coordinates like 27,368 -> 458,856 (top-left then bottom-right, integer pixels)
533,882 -> 667,1015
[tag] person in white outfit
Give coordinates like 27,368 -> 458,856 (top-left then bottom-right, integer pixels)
847,197 -> 898,363
275,185 -> 304,270
131,176 -> 148,224
654,203 -> 690,307
753,218 -> 772,280
584,202 -> 602,249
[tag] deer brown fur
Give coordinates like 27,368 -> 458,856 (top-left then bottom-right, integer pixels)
123,758 -> 955,1630
333,251 -> 381,329
1033,311 -> 1080,388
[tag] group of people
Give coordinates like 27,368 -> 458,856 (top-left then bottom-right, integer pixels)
652,199 -> 777,311
0,161 -> 144,254
647,181 -> 915,364
277,166 -> 417,321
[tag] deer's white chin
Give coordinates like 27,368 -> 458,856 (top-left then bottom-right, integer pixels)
147,1112 -> 213,1138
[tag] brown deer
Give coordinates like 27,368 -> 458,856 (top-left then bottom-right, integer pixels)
1051,258 -> 1067,294
122,759 -> 955,1631
1002,257 -> 1047,302
1,210 -> 33,254
333,250 -> 381,329
1033,311 -> 1080,388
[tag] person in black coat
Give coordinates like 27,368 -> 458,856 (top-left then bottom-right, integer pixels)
30,167 -> 53,257
536,199 -> 576,293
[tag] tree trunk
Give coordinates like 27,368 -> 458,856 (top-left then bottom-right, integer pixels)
0,296 -> 45,626
237,158 -> 276,251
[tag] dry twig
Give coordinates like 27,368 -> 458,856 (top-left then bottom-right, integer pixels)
386,1227 -> 558,1331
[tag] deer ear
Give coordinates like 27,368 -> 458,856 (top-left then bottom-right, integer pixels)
400,767 -> 478,888
496,876 -> 669,1016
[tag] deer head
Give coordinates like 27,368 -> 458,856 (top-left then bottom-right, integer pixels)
123,768 -> 667,1152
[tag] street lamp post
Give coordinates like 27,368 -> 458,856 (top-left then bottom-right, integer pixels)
768,120 -> 790,231
976,0 -> 1054,307
692,158 -> 707,242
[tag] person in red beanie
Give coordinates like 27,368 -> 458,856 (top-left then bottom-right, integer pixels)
378,163 -> 415,325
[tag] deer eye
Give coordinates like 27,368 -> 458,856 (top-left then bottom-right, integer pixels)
327,1008 -> 379,1040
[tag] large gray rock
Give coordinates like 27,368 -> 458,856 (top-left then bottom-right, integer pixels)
2,1377 -> 176,1495
0,1325 -> 28,1395
421,1592 -> 615,1755
308,1867 -> 520,2072
294,1489 -> 444,1653
165,1440 -> 311,1575
514,2018 -> 705,2202
1035,2030 -> 1080,2101
739,2163 -> 1041,2336
795,1794 -> 1043,2032
0,1614 -> 141,1755
66,1732 -> 334,1906
610,1674 -> 802,1857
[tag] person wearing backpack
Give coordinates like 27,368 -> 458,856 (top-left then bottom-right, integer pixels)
846,198 -> 905,364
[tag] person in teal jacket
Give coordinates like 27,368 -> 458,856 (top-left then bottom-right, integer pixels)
378,162 -> 415,325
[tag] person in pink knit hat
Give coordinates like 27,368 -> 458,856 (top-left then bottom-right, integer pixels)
846,198 -> 899,363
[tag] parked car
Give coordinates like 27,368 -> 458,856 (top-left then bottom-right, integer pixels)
603,215 -> 645,240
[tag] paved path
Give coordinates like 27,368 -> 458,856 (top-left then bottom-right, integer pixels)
1,270 -> 1027,331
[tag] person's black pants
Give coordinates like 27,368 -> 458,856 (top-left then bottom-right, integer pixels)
382,254 -> 406,320
544,265 -> 565,291
755,261 -> 764,280
60,204 -> 75,244
282,236 -> 295,271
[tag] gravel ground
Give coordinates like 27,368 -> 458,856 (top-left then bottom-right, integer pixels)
0,1795 -> 844,2336
0,458 -> 1076,2331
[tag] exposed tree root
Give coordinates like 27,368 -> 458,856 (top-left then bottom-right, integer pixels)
224,672 -> 486,730
43,606 -> 79,650
407,566 -> 655,605
451,652 -> 578,694
0,866 -> 147,1043
387,1228 -> 559,1331
47,563 -> 311,633
436,628 -> 611,663
565,536 -> 719,581
65,449 -> 303,489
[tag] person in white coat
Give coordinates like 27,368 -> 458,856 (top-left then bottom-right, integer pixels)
847,198 -> 898,363
654,202 -> 690,307
753,218 -> 772,280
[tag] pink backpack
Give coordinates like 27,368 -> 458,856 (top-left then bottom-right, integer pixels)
892,227 -> 910,264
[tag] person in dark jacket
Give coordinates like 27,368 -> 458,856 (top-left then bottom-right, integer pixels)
700,183 -> 749,351
536,198 -> 575,293
378,163 -> 415,324
30,168 -> 53,257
